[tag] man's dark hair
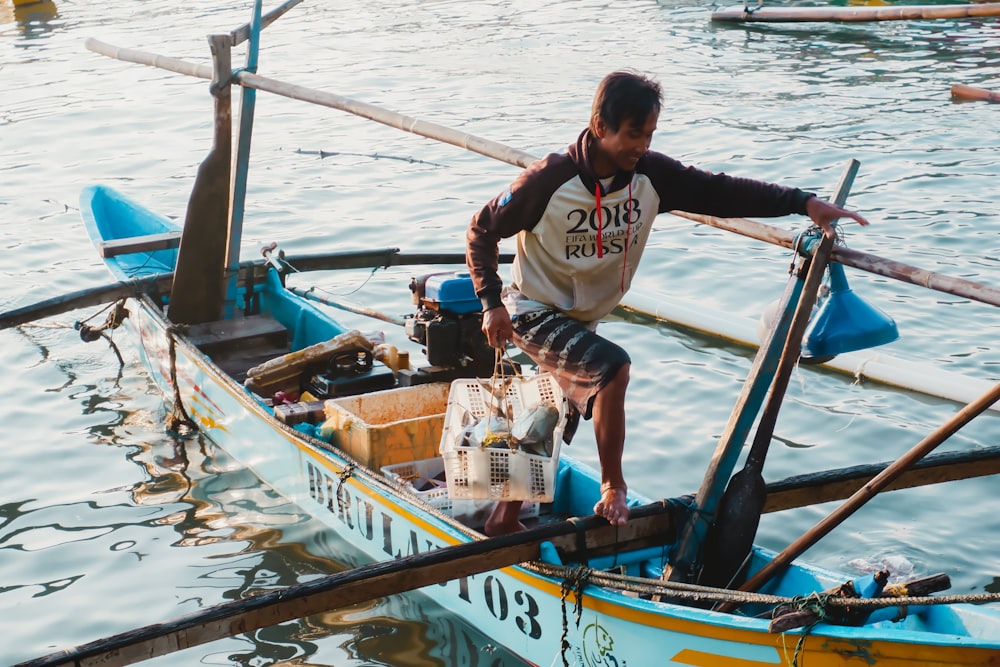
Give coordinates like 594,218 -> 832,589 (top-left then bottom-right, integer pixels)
591,71 -> 663,132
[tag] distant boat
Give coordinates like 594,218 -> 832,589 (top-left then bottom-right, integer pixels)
1,0 -> 57,28
712,2 -> 1000,23
951,82 -> 1000,102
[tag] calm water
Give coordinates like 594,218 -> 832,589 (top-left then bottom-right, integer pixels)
2,0 -> 1000,664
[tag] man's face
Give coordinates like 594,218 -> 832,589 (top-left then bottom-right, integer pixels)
594,111 -> 658,174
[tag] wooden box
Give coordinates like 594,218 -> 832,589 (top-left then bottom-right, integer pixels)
323,383 -> 450,470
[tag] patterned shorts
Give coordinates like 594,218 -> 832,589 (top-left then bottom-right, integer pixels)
511,309 -> 631,420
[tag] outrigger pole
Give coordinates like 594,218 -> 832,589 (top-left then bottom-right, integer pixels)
82,36 -> 1000,313
2,32 -> 988,408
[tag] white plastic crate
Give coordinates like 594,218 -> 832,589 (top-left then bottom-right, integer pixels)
439,373 -> 567,502
381,457 -> 538,529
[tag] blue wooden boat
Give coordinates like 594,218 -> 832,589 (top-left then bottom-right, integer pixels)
63,177 -> 1000,666
12,3 -> 1000,665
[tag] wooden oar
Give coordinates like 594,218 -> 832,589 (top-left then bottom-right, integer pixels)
664,160 -> 857,584
699,161 -> 856,589
700,232 -> 835,589
15,500 -> 680,667
725,379 -> 1000,609
662,238 -> 818,583
164,34 -> 233,325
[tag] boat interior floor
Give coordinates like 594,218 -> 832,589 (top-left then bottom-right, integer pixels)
185,314 -> 290,383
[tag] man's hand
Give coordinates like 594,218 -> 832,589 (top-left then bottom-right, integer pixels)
482,305 -> 514,349
806,196 -> 871,238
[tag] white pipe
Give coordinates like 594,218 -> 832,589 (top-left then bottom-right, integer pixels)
619,292 -> 1000,412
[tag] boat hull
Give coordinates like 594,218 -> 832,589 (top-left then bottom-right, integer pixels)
76,183 -> 1000,665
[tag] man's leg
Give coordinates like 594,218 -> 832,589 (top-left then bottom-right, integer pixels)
484,500 -> 527,536
591,362 -> 630,525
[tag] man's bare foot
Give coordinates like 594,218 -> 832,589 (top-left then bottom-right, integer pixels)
484,500 -> 528,536
593,485 -> 629,525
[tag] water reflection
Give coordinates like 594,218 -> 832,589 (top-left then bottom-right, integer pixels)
123,425 -> 528,665
0,0 -> 58,39
0,320 -> 526,665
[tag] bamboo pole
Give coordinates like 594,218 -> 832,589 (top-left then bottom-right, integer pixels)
670,210 -> 1000,308
712,2 -> 1000,23
234,69 -> 537,168
83,38 -> 536,169
85,38 -> 212,80
951,82 -> 1000,103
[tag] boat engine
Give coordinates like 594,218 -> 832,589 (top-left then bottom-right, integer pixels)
402,271 -> 497,384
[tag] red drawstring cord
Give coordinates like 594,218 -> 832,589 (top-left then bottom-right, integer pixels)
595,183 -> 604,259
596,180 -> 633,291
621,181 -> 632,292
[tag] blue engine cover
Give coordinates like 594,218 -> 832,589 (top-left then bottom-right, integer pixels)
424,272 -> 481,314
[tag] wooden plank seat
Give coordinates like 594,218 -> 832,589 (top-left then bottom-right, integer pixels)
184,315 -> 291,384
185,314 -> 289,353
98,231 -> 182,258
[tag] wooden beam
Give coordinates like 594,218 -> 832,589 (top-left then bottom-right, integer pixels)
16,501 -> 679,667
0,249 -> 516,331
0,274 -> 174,330
763,444 -> 1000,513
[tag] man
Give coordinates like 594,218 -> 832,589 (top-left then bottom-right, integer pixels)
466,70 -> 869,536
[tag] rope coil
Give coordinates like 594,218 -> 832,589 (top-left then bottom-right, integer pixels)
164,325 -> 198,434
557,566 -> 591,667
335,462 -> 357,513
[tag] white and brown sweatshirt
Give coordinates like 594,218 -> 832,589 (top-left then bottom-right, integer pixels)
466,128 -> 814,324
